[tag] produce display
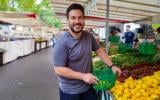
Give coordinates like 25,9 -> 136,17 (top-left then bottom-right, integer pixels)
111,53 -> 140,68
93,50 -> 160,100
92,52 -> 97,58
94,51 -> 160,69
108,45 -> 119,55
111,71 -> 160,100
119,63 -> 160,82
118,42 -> 132,54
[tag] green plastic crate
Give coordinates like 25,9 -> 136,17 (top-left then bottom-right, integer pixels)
109,35 -> 120,44
139,42 -> 156,56
118,42 -> 132,53
93,68 -> 117,90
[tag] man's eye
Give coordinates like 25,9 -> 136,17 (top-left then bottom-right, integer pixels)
71,17 -> 76,20
79,16 -> 83,19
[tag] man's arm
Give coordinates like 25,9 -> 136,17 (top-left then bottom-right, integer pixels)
95,47 -> 121,75
96,48 -> 113,66
54,66 -> 98,84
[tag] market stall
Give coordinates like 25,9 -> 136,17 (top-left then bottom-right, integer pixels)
0,39 -> 34,64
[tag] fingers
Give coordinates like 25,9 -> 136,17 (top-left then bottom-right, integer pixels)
112,66 -> 121,76
92,74 -> 99,81
83,73 -> 99,84
117,68 -> 121,76
88,74 -> 98,84
92,78 -> 98,84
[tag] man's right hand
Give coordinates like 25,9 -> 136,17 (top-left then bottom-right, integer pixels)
82,73 -> 99,84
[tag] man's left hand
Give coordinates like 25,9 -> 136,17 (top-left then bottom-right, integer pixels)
111,66 -> 121,76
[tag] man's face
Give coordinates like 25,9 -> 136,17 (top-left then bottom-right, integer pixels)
68,10 -> 85,33
126,26 -> 130,32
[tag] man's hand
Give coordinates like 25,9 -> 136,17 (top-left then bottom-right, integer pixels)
82,73 -> 99,84
111,66 -> 121,76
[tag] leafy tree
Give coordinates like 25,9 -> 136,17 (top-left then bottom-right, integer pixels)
0,0 -> 62,29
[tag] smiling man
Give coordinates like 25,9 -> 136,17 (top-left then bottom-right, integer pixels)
53,3 -> 121,100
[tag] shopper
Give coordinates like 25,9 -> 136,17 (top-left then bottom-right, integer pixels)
109,30 -> 120,44
124,25 -> 135,46
155,27 -> 160,50
53,3 -> 121,100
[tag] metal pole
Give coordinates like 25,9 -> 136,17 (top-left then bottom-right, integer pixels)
105,0 -> 110,53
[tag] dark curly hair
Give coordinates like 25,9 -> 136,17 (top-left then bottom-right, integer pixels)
66,3 -> 84,19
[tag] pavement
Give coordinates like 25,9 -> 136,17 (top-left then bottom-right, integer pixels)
0,47 -> 59,100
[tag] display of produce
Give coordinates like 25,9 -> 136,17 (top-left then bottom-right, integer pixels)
118,42 -> 132,54
94,51 -> 160,69
93,50 -> 160,100
119,63 -> 160,82
92,36 -> 160,100
111,71 -> 160,100
92,52 -> 97,58
108,45 -> 119,55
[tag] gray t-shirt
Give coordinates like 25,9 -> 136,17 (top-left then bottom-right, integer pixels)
53,31 -> 100,94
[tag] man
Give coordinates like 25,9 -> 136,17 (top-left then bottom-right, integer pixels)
109,30 -> 120,44
124,25 -> 135,45
53,3 -> 121,100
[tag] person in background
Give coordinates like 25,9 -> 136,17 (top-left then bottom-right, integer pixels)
108,30 -> 120,44
53,3 -> 121,100
89,28 -> 100,44
155,27 -> 160,50
116,28 -> 123,42
124,25 -> 135,46
133,36 -> 139,49
51,34 -> 55,47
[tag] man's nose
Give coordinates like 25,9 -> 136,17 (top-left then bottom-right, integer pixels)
75,18 -> 80,23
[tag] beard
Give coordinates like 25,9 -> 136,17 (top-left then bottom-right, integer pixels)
69,22 -> 84,33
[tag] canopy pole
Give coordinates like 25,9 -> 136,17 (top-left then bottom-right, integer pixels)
105,0 -> 110,53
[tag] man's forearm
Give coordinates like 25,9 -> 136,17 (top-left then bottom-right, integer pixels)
54,66 -> 85,80
96,48 -> 113,67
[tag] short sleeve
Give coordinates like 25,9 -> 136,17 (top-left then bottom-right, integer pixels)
124,32 -> 127,38
53,39 -> 67,67
91,35 -> 100,51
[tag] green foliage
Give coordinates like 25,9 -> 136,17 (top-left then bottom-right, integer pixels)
93,61 -> 106,71
0,0 -> 63,29
118,42 -> 132,54
93,50 -> 159,69
16,0 -> 35,11
108,45 -> 118,55
111,53 -> 140,68
0,0 -> 16,11
39,8 -> 63,29
0,0 -> 8,10
152,24 -> 160,30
